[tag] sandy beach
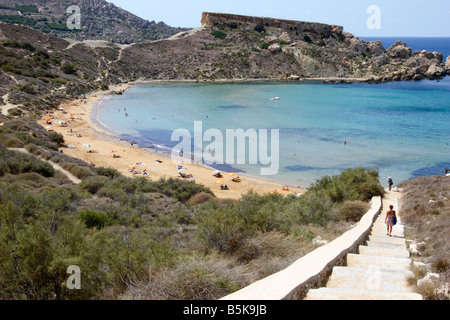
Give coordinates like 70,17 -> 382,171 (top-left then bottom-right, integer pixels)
42,83 -> 305,200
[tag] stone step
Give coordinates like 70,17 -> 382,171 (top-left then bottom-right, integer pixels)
370,232 -> 405,239
371,228 -> 404,235
371,223 -> 388,227
372,222 -> 404,230
305,287 -> 422,300
368,235 -> 406,245
370,231 -> 403,238
326,267 -> 414,292
347,254 -> 411,270
370,234 -> 405,241
366,240 -> 407,250
358,245 -> 410,259
371,226 -> 404,232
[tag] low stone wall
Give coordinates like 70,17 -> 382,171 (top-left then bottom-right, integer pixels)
221,196 -> 382,300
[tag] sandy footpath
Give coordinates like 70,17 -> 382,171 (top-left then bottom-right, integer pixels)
42,83 -> 305,200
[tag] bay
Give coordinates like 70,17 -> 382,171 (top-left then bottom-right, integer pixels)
94,77 -> 450,188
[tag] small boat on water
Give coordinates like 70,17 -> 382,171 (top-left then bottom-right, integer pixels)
270,97 -> 280,101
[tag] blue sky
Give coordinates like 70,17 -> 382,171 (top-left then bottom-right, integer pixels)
108,0 -> 450,37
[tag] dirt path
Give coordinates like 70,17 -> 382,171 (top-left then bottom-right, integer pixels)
8,148 -> 81,184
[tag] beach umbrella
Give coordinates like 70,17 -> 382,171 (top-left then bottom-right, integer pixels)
230,172 -> 237,176
179,168 -> 187,172
216,180 -> 225,184
83,144 -> 90,148
213,170 -> 220,174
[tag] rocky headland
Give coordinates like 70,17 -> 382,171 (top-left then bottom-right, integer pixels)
117,12 -> 449,84
1,12 -> 449,115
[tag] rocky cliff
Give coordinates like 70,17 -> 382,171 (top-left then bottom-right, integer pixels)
201,12 -> 344,40
367,40 -> 448,83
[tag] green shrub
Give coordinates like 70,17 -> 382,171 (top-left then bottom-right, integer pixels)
34,49 -> 50,60
254,23 -> 265,33
94,166 -> 121,179
133,257 -> 241,300
3,40 -> 35,51
288,191 -> 336,226
309,167 -> 384,202
234,231 -> 299,263
61,62 -> 77,75
338,200 -> 369,222
195,202 -> 244,253
80,176 -> 108,194
0,134 -> 25,148
195,192 -> 293,253
7,108 -> 23,116
78,209 -> 110,229
148,178 -> 214,203
188,192 -> 214,207
61,163 -> 93,179
14,5 -> 39,13
211,30 -> 227,39
0,15 -> 36,28
0,147 -> 54,177
48,132 -> 64,145
1,65 -> 14,73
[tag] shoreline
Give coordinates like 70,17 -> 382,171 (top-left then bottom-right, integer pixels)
130,76 -> 371,85
44,82 -> 306,200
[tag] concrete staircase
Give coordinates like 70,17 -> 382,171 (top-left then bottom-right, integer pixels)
305,192 -> 422,300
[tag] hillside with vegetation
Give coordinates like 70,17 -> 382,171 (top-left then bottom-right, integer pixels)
0,117 -> 385,299
0,0 -> 187,43
2,116 -> 448,300
0,22 -> 126,114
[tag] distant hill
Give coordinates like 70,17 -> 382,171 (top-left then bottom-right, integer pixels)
0,0 -> 188,43
0,21 -> 128,112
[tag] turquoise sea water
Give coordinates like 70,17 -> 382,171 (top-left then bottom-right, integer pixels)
94,77 -> 450,188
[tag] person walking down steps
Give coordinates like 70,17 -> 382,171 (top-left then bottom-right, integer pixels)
385,204 -> 397,237
387,177 -> 394,191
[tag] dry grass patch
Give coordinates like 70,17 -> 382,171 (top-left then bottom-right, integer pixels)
399,176 -> 450,300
